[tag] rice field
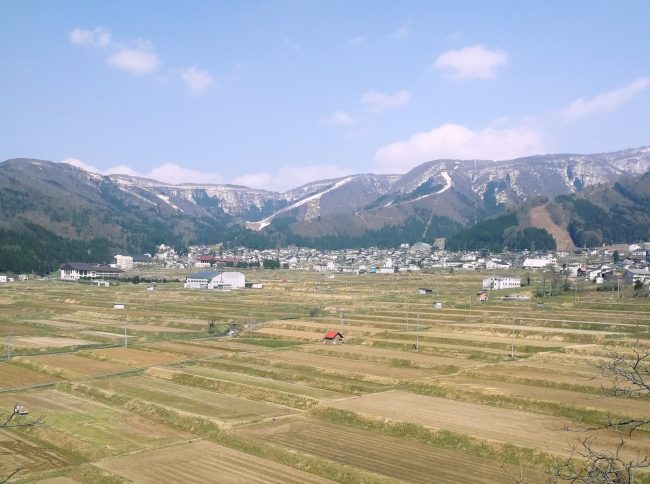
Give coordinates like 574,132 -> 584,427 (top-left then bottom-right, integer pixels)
0,271 -> 648,482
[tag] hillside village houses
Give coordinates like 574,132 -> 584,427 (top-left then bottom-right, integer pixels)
184,270 -> 245,290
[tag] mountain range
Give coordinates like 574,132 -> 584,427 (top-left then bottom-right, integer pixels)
1,146 -> 650,272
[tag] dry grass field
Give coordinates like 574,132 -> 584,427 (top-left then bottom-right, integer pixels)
95,440 -> 333,483
0,270 -> 648,483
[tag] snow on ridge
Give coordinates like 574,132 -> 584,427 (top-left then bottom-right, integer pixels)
155,193 -> 183,212
247,176 -> 356,230
395,171 -> 453,205
115,186 -> 157,206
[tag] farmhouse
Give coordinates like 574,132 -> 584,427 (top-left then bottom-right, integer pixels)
322,330 -> 345,344
482,276 -> 521,290
476,290 -> 489,302
60,262 -> 123,280
184,270 -> 245,290
0,275 -> 6,283
418,287 -> 433,295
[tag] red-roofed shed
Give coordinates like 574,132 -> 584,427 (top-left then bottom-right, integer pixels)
323,330 -> 346,344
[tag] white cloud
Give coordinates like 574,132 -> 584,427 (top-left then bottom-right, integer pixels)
558,77 -> 650,122
433,44 -> 508,80
374,123 -> 545,173
231,172 -> 274,189
61,158 -> 351,192
69,27 -> 112,47
361,89 -> 411,113
389,23 -> 411,39
321,110 -> 357,126
348,35 -> 366,46
103,162 -> 224,184
103,164 -> 140,177
71,27 -> 160,76
233,164 -> 353,192
59,157 -> 101,173
107,41 -> 160,75
145,163 -> 224,184
180,66 -> 215,94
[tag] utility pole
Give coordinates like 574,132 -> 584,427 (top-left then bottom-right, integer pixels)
6,331 -> 12,361
406,295 -> 410,332
510,314 -> 515,359
124,317 -> 128,348
249,312 -> 253,336
416,313 -> 420,351
339,308 -> 344,332
468,293 -> 472,321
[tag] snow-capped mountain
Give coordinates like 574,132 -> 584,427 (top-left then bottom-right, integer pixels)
1,147 -> 649,250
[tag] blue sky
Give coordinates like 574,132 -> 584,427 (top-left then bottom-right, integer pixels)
1,1 -> 649,190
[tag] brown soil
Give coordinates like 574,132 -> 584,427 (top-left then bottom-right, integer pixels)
237,415 -> 547,483
529,204 -> 574,252
0,363 -> 60,388
95,439 -> 331,483
326,391 -> 650,459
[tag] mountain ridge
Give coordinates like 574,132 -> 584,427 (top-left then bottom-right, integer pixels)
1,146 -> 649,272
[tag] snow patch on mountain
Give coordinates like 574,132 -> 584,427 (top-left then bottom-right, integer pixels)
246,176 -> 356,230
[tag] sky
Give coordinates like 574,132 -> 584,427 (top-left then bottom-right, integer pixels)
1,1 -> 649,191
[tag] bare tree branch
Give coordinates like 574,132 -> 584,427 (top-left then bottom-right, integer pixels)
0,404 -> 46,483
0,466 -> 24,484
546,342 -> 650,482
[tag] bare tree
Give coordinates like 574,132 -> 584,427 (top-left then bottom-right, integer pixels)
547,343 -> 650,483
0,404 -> 45,483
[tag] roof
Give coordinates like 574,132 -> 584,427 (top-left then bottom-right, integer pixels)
626,268 -> 650,275
60,262 -> 122,272
198,255 -> 214,261
323,330 -> 344,339
187,270 -> 222,280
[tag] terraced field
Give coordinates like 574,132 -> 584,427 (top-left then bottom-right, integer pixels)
0,271 -> 648,483
95,440 -> 332,483
236,415 -> 548,483
325,391 -> 650,459
90,375 -> 297,424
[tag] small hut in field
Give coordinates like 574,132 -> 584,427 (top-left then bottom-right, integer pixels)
322,330 -> 346,344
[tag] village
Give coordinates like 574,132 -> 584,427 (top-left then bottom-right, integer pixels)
4,239 -> 648,297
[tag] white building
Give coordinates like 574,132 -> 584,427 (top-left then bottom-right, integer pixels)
523,257 -> 557,269
184,270 -> 245,290
114,255 -> 134,271
486,259 -> 511,270
60,262 -> 123,280
0,275 -> 6,283
483,276 -> 521,290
